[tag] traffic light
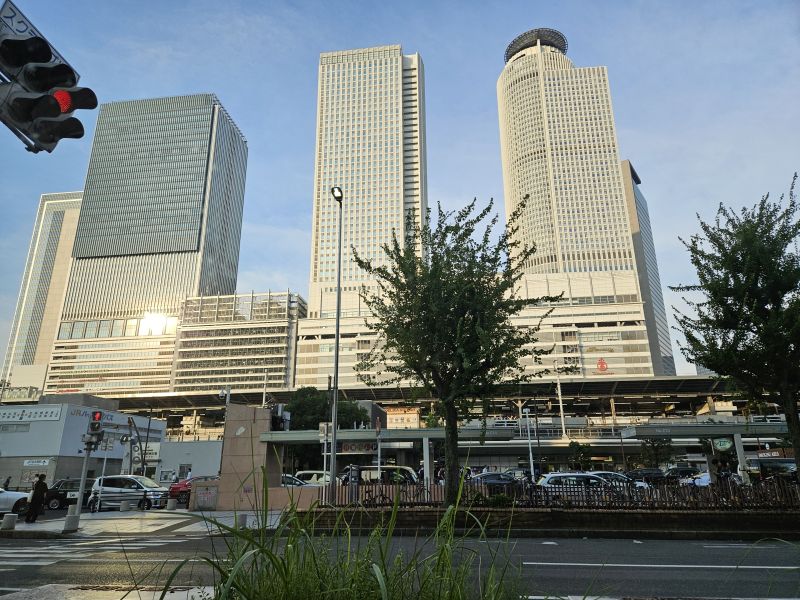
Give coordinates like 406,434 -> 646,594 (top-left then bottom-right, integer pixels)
0,31 -> 96,153
89,410 -> 104,433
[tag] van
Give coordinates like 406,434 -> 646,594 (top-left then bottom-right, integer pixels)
89,475 -> 169,511
295,470 -> 332,485
340,465 -> 418,485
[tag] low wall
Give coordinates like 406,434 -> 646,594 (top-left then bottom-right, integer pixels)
301,507 -> 800,540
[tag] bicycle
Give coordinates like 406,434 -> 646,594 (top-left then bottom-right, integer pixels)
361,485 -> 392,508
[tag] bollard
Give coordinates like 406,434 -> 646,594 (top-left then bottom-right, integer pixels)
67,504 -> 79,516
166,498 -> 177,511
235,514 -> 248,529
1,514 -> 17,530
119,500 -> 130,512
62,515 -> 80,534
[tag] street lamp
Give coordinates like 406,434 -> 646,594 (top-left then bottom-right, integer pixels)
328,186 -> 344,504
523,408 -> 534,480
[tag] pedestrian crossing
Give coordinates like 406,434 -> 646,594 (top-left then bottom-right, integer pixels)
0,535 -> 207,567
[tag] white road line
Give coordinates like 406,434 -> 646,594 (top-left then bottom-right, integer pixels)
0,560 -> 59,566
65,558 -> 204,563
540,541 -> 558,545
522,561 -> 799,570
703,544 -> 778,549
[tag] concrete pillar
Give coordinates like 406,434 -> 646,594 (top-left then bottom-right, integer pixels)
235,513 -> 248,529
62,515 -> 80,534
422,436 -> 431,488
733,433 -> 749,483
166,498 -> 177,510
67,504 -> 79,516
1,514 -> 17,530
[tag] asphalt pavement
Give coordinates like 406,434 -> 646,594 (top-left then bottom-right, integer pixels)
1,534 -> 798,598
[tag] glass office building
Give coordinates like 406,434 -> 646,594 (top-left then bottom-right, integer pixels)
45,94 -> 248,397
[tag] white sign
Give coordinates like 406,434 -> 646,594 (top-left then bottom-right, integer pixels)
23,459 -> 49,467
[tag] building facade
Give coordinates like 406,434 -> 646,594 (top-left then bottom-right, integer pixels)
2,192 -> 82,397
497,28 -> 674,377
307,44 -> 427,317
172,292 -> 307,394
45,94 -> 248,397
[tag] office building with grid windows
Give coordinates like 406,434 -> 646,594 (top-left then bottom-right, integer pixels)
45,94 -> 248,397
296,44 -> 427,389
1,192 -> 82,399
497,28 -> 675,377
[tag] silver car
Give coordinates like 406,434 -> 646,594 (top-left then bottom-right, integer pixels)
0,487 -> 28,516
90,475 -> 169,511
536,472 -> 621,505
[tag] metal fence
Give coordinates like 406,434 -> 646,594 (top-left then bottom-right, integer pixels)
319,478 -> 800,511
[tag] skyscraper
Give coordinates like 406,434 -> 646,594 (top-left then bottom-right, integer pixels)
297,44 -> 428,389
307,45 -> 427,317
498,28 -> 674,377
2,192 -> 82,398
45,94 -> 248,396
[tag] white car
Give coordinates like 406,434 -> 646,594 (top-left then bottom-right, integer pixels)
90,475 -> 169,511
589,470 -> 650,489
295,471 -> 332,485
680,472 -> 743,487
0,488 -> 29,517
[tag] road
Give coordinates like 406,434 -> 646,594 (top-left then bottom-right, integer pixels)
0,535 -> 798,598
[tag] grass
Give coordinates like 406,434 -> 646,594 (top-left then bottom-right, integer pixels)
158,468 -> 521,600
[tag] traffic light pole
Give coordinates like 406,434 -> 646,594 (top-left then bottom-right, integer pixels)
64,442 -> 92,533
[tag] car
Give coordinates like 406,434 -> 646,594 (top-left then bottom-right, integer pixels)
468,472 -> 522,496
664,467 -> 700,482
625,468 -> 666,484
168,475 -> 218,504
503,467 -> 540,482
281,474 -> 308,487
589,470 -> 649,489
0,487 -> 28,517
680,472 -> 744,487
339,465 -> 418,485
89,475 -> 170,511
295,470 -> 332,485
536,472 -> 622,504
46,478 -> 95,510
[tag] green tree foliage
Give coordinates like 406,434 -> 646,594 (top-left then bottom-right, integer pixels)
353,199 -> 556,504
671,176 -> 800,470
567,441 -> 592,470
285,387 -> 369,470
639,439 -> 674,468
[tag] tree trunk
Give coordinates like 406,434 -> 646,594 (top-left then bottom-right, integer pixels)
444,401 -> 460,506
782,391 -> 800,471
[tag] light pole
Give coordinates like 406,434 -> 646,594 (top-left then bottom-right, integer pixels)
554,360 -> 567,438
328,185 -> 344,505
523,408 -> 534,479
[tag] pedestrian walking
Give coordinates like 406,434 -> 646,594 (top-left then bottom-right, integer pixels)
25,474 -> 48,523
2,476 -> 10,490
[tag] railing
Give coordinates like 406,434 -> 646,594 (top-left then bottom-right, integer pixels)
318,478 -> 800,511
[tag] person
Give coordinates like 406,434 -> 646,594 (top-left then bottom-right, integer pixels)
172,473 -> 179,483
25,474 -> 48,523
2,476 -> 10,490
482,465 -> 490,474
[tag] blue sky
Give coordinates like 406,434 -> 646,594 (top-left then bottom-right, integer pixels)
1,0 -> 798,375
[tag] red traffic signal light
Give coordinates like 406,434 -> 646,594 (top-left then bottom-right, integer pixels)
91,410 -> 103,422
89,410 -> 104,433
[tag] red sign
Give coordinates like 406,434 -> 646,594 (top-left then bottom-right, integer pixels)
597,358 -> 608,372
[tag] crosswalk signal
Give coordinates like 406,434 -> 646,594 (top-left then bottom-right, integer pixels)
89,410 -> 104,433
0,28 -> 97,153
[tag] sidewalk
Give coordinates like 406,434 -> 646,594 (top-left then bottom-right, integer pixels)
1,508 -> 282,537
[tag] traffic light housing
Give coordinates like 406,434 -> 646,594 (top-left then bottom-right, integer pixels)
0,31 -> 96,152
89,410 -> 104,433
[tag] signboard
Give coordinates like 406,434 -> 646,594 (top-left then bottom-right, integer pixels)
23,458 -> 49,467
0,405 -> 62,423
338,441 -> 378,455
713,437 -> 734,452
0,0 -> 78,78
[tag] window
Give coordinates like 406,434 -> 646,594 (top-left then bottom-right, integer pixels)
111,320 -> 125,337
58,322 -> 72,340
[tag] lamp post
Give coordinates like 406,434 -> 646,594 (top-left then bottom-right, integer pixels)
328,185 -> 344,504
523,408 -> 535,480
554,360 -> 567,438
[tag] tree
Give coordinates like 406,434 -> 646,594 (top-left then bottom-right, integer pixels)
671,175 -> 800,471
353,199 -> 555,505
285,387 -> 369,470
567,441 -> 592,471
639,439 -> 674,468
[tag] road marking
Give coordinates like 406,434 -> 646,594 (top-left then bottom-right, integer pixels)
522,561 -> 799,570
0,560 -> 59,566
65,558 -> 204,563
703,544 -> 778,549
540,541 -> 558,545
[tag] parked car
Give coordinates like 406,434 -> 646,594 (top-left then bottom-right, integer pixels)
295,470 -> 332,485
168,475 -> 218,504
589,470 -> 649,489
625,468 -> 666,484
468,472 -> 522,496
536,472 -> 622,504
680,472 -> 744,487
664,467 -> 700,482
339,465 -> 418,485
281,474 -> 308,487
46,478 -> 95,509
89,475 -> 169,511
0,487 -> 28,517
504,467 -> 539,482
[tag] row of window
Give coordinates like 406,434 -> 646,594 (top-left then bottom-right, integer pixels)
57,317 -> 179,340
